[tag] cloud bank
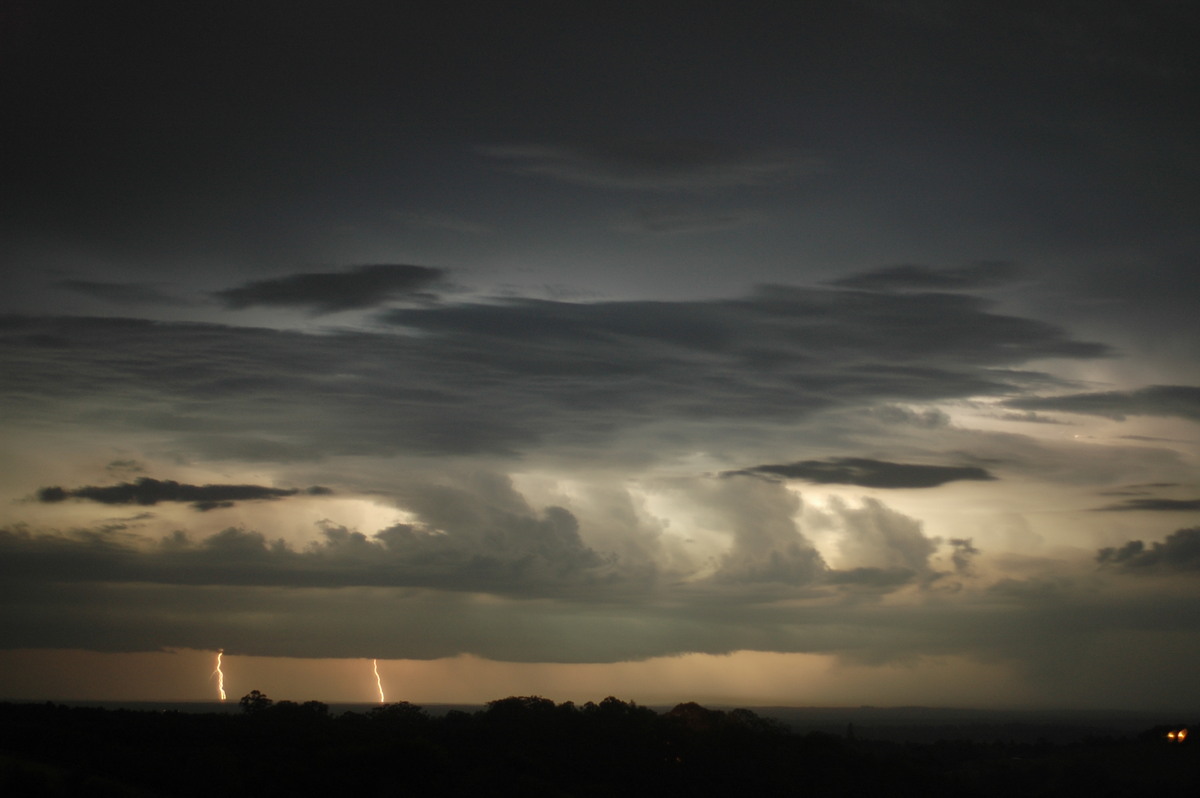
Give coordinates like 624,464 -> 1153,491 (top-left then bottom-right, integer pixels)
36,477 -> 330,512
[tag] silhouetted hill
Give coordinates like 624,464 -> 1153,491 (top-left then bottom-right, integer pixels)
1,696 -> 1196,796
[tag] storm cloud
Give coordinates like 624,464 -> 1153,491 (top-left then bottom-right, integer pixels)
1097,527 -> 1200,571
0,283 -> 1113,463
36,477 -> 330,512
725,457 -> 996,488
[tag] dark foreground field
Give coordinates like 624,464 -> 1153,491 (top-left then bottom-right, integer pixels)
2,695 -> 1196,797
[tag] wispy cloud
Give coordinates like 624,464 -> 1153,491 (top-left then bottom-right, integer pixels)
0,282 -> 1112,463
1094,498 -> 1200,513
214,264 -> 446,314
1005,385 -> 1200,422
829,262 -> 1026,293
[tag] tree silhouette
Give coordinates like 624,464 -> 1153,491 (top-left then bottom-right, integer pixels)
238,689 -> 273,715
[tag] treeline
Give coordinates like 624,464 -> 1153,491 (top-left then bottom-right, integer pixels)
1,694 -> 1196,796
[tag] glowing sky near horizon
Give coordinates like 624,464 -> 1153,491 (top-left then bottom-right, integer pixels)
1,2 -> 1198,711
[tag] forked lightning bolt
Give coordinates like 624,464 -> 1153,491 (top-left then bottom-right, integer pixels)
213,650 -> 227,701
373,658 -> 385,703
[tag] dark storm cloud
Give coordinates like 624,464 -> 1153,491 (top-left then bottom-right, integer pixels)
1097,527 -> 1200,571
0,474 -> 953,603
0,512 -> 629,600
830,262 -> 1025,293
725,457 -> 996,488
56,280 -> 189,306
12,533 -> 1190,676
1005,385 -> 1200,422
213,264 -> 445,314
479,140 -> 821,191
0,284 -> 1112,461
1094,498 -> 1200,512
35,477 -> 329,512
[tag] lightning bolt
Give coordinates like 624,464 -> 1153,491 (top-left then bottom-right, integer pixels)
213,649 -> 227,701
373,658 -> 385,704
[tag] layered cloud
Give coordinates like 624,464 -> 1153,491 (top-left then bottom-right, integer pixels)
725,457 -> 995,488
4,273 -> 1196,682
36,477 -> 331,512
0,282 -> 1111,464
1005,385 -> 1200,422
1095,498 -> 1200,512
830,262 -> 1025,293
214,264 -> 446,314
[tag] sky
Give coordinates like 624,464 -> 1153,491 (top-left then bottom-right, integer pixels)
2,1 -> 1199,711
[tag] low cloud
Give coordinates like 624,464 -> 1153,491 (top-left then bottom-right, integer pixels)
1094,498 -> 1200,512
726,457 -> 996,488
1005,385 -> 1200,422
214,264 -> 445,314
36,477 -> 330,512
1097,527 -> 1200,571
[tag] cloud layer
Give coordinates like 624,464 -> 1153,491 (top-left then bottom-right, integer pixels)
214,264 -> 446,314
36,477 -> 330,512
0,282 -> 1111,464
726,457 -> 996,488
1006,385 -> 1200,422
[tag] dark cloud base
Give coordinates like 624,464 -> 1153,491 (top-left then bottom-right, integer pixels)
725,457 -> 996,488
0,281 -> 1112,462
1095,498 -> 1200,512
36,477 -> 330,512
214,264 -> 445,314
1098,527 -> 1200,571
